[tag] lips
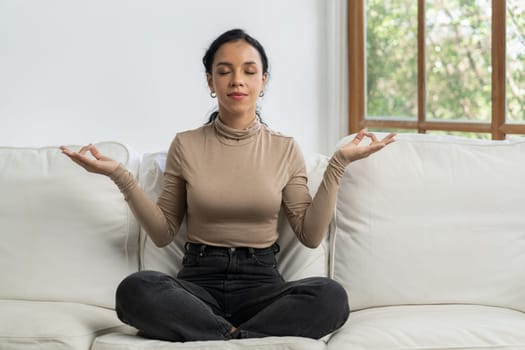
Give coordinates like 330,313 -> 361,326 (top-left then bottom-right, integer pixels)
227,92 -> 248,100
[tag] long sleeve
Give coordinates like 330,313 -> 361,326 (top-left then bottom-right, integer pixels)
282,142 -> 350,248
110,136 -> 187,247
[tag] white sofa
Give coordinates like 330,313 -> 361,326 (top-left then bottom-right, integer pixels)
1,134 -> 525,350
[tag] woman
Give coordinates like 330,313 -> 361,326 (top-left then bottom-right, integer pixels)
61,28 -> 395,342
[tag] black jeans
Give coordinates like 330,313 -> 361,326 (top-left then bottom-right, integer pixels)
115,242 -> 350,342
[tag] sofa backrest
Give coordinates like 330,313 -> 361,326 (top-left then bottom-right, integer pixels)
0,143 -> 140,308
138,152 -> 332,280
332,134 -> 525,312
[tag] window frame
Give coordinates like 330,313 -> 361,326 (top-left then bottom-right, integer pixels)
348,0 -> 525,139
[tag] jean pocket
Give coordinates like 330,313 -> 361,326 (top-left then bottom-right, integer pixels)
182,253 -> 199,267
251,252 -> 277,268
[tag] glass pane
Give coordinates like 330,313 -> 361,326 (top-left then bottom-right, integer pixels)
426,0 -> 492,122
506,0 -> 525,123
366,0 -> 418,119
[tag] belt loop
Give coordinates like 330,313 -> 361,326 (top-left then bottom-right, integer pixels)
248,247 -> 255,257
273,243 -> 280,254
199,245 -> 206,257
184,242 -> 190,252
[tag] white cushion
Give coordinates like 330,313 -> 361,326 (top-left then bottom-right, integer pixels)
277,154 -> 331,280
137,152 -> 186,276
139,153 -> 331,280
332,134 -> 525,311
0,142 -> 140,308
327,305 -> 525,350
92,333 -> 325,350
0,300 -> 131,350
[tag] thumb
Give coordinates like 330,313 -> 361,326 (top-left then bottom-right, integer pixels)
89,145 -> 103,160
89,145 -> 112,162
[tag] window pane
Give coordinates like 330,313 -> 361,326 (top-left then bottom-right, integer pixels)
426,0 -> 492,122
366,0 -> 418,119
506,0 -> 525,123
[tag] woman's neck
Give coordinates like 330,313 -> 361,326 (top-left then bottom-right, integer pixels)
217,109 -> 257,130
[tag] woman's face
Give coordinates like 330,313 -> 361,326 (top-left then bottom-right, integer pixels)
207,40 -> 267,121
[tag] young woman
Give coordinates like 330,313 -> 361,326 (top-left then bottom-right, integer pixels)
61,28 -> 395,342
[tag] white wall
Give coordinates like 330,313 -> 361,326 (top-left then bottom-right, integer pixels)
0,0 -> 347,155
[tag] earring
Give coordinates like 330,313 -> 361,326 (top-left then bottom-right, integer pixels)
210,91 -> 217,98
259,91 -> 264,97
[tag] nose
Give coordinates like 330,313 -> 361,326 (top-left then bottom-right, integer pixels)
230,71 -> 244,87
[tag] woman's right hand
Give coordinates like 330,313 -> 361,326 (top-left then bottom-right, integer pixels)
60,144 -> 120,176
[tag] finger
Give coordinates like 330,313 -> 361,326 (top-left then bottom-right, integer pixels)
381,132 -> 397,145
60,146 -> 74,156
78,144 -> 94,156
68,150 -> 97,167
89,145 -> 104,160
365,132 -> 379,143
92,147 -> 114,162
61,149 -> 93,169
351,129 -> 367,145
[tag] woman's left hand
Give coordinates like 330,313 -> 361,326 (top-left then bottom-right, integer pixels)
338,129 -> 396,163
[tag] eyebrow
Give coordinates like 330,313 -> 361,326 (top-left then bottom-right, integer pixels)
215,61 -> 258,67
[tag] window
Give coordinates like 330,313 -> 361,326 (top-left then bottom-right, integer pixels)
348,0 -> 525,139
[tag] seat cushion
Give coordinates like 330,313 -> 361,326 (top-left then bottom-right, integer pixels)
138,152 -> 332,281
327,304 -> 525,350
92,333 -> 325,350
0,300 -> 131,350
0,142 -> 141,308
332,134 -> 525,312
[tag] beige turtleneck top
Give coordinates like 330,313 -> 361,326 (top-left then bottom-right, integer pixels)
110,117 -> 350,249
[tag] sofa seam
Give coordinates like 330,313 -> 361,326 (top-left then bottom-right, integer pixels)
0,325 -> 127,340
94,336 -> 321,347
393,345 -> 525,350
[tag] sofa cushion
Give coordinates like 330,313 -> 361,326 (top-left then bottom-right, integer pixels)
92,333 -> 325,350
0,142 -> 140,308
327,304 -> 525,350
138,152 -> 331,280
0,300 -> 130,350
332,134 -> 525,311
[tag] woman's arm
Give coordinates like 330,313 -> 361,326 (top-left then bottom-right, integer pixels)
60,139 -> 186,247
283,130 -> 395,248
109,164 -> 186,247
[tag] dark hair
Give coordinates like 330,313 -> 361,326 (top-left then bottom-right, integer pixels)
203,29 -> 269,124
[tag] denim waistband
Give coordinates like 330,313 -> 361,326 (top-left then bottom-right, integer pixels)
184,242 -> 280,256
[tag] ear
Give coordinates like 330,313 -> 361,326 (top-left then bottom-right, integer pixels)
261,72 -> 268,89
206,73 -> 214,91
